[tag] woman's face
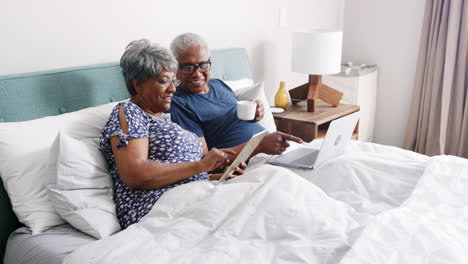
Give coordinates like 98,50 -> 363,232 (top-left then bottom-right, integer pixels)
133,69 -> 176,114
176,45 -> 211,94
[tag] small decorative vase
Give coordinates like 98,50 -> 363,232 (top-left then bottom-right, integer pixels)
274,81 -> 289,109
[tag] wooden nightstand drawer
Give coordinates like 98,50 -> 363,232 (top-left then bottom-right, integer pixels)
275,119 -> 317,142
273,102 -> 360,142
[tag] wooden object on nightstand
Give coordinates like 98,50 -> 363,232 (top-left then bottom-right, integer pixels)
288,75 -> 344,112
273,101 -> 360,142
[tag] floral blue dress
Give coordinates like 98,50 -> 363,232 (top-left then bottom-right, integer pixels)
99,101 -> 209,229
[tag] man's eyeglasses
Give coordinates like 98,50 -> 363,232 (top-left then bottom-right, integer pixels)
178,60 -> 211,74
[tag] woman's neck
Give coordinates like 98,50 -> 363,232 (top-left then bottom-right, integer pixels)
129,98 -> 165,120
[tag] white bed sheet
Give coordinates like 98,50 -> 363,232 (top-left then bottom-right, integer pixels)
64,165 -> 372,264
62,140 -> 468,264
340,155 -> 468,263
249,140 -> 430,216
4,224 -> 95,264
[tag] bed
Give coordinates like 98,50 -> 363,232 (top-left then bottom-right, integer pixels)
1,48 -> 467,264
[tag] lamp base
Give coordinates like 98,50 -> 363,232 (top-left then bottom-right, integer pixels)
289,75 -> 344,112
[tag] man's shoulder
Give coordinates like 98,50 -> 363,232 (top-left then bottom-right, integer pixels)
209,78 -> 223,85
209,79 -> 235,96
209,78 -> 230,89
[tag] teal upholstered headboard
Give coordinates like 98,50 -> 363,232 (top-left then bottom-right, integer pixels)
0,48 -> 252,123
211,48 -> 252,81
0,63 -> 130,122
0,48 -> 252,262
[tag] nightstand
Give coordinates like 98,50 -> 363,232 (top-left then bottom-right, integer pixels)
273,102 -> 360,142
322,66 -> 377,142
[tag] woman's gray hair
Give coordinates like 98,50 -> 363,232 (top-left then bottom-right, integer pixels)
120,39 -> 178,96
170,33 -> 211,60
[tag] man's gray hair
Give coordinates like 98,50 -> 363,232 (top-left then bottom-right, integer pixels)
170,33 -> 211,60
120,39 -> 178,96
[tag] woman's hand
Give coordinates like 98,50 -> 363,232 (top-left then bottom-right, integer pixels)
232,161 -> 247,176
209,162 -> 247,181
200,148 -> 236,172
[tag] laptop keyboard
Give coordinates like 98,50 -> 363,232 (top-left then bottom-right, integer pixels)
292,151 -> 319,166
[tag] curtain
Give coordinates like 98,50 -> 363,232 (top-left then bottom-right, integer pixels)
405,0 -> 468,157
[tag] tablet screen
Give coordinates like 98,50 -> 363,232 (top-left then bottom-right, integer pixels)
218,130 -> 268,183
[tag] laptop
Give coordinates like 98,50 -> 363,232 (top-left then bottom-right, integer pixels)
218,130 -> 269,183
268,111 -> 360,169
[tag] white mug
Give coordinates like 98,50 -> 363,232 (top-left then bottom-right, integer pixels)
236,101 -> 257,120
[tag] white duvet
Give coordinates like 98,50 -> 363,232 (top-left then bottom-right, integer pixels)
64,141 -> 468,264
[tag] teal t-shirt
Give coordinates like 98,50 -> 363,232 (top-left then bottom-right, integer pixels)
169,79 -> 264,149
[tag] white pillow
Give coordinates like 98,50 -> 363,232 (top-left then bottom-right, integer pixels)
48,133 -> 120,239
0,101 -> 119,234
223,78 -> 254,91
235,82 -> 277,133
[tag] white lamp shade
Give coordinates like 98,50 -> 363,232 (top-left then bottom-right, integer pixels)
291,30 -> 343,75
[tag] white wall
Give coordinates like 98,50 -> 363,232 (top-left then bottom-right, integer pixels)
0,0 -> 343,105
342,0 -> 426,147
1,1 -> 428,147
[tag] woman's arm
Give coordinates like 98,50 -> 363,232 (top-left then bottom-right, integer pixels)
112,106 -> 228,190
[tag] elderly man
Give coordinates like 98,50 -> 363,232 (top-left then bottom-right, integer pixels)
169,32 -> 302,158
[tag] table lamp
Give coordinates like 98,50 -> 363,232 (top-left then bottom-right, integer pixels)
289,30 -> 344,112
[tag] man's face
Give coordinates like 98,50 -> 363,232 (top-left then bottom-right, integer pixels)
176,45 -> 211,94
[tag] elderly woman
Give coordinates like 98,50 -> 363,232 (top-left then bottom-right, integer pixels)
99,39 -> 235,229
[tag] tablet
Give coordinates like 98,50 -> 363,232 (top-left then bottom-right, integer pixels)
218,130 -> 268,183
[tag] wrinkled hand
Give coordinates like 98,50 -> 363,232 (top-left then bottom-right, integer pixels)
231,161 -> 247,176
258,132 -> 303,155
251,99 -> 264,121
209,162 -> 247,181
200,148 -> 236,172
